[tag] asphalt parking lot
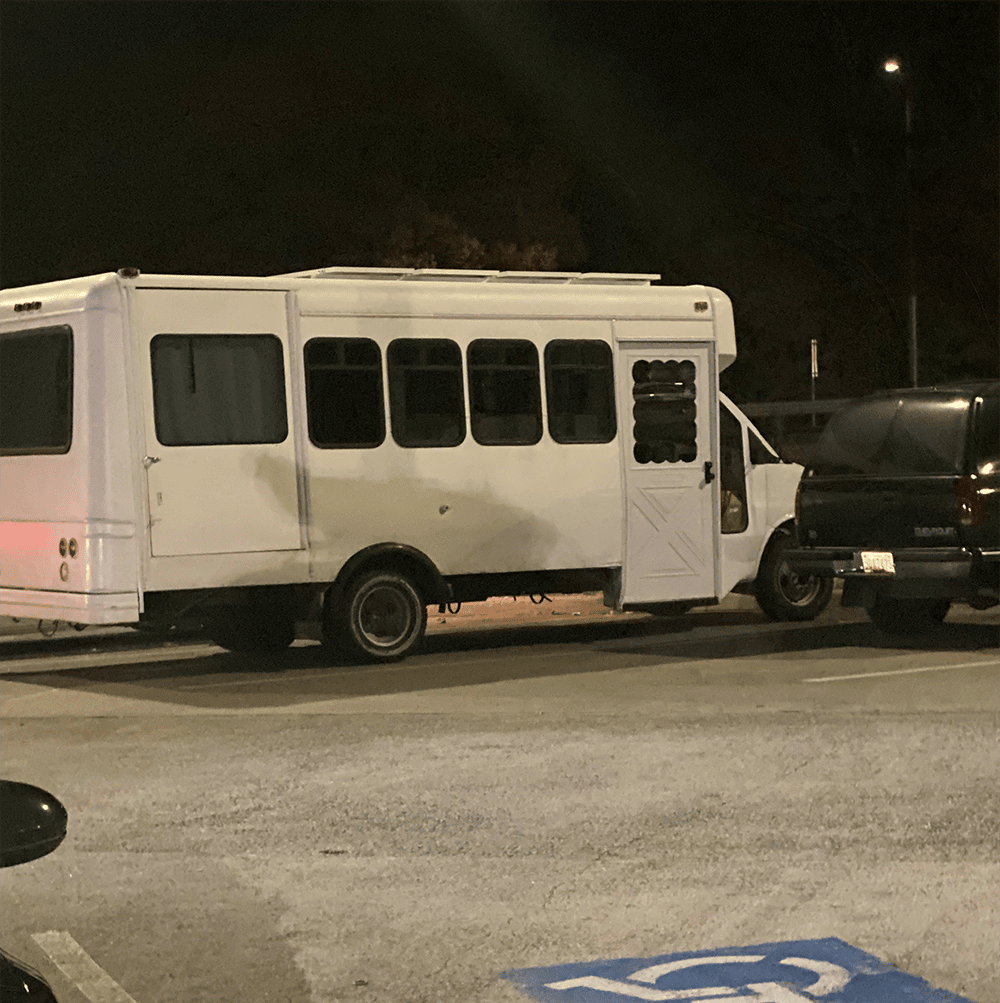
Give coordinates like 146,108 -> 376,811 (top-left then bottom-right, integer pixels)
2,594 -> 997,1003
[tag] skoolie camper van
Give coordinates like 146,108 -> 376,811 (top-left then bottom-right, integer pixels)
0,266 -> 830,661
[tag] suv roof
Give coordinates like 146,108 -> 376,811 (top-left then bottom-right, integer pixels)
930,379 -> 999,394
857,380 -> 997,400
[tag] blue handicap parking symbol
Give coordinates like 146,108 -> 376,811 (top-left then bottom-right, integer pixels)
502,938 -> 974,1002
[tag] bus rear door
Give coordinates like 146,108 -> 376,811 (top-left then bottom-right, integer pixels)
134,288 -> 303,559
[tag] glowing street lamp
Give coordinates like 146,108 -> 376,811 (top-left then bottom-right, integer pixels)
884,57 -> 918,387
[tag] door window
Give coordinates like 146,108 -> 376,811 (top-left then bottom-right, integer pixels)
631,358 -> 697,464
150,334 -> 288,446
719,403 -> 749,533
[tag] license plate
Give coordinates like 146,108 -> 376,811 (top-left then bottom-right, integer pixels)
860,551 -> 895,574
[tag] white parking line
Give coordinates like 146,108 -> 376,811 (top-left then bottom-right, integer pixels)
31,931 -> 138,1003
803,660 -> 999,683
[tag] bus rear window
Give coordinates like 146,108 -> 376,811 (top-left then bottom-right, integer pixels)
0,325 -> 73,455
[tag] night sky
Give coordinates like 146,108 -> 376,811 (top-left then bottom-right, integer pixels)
2,1 -> 997,401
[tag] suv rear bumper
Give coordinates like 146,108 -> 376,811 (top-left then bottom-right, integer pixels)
786,546 -> 971,578
785,546 -> 999,605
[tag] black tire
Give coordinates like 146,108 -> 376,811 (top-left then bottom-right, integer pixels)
325,569 -> 427,663
866,596 -> 951,636
209,611 -> 295,653
1,950 -> 60,1002
754,528 -> 833,621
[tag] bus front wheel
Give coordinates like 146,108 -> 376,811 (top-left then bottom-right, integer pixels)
754,528 -> 833,622
325,569 -> 427,663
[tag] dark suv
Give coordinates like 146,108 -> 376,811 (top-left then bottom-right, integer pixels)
787,381 -> 999,634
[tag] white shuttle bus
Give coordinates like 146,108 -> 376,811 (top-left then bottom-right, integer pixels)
0,266 -> 830,661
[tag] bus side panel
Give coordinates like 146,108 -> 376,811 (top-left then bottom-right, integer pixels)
300,316 -> 623,580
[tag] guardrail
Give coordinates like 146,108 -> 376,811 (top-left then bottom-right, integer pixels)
739,399 -> 852,418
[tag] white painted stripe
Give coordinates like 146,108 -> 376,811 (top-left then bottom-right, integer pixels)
803,660 -> 999,683
629,956 -> 765,984
779,957 -> 850,994
546,975 -> 736,999
30,931 -> 139,1003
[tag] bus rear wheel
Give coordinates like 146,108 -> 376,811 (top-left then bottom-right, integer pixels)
325,569 -> 427,663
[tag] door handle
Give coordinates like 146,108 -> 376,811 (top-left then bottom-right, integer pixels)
704,460 -> 716,483
143,456 -> 161,468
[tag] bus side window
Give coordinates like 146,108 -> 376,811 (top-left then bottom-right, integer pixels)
468,339 -> 542,445
387,339 -> 466,447
544,340 -> 616,444
305,337 -> 385,448
719,402 -> 749,533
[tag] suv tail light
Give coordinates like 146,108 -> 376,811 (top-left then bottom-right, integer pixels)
794,479 -> 802,528
954,475 -> 985,527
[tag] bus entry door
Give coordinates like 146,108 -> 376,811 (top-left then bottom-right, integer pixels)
615,336 -> 719,605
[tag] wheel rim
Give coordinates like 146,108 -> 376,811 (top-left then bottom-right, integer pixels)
776,559 -> 823,606
356,585 -> 413,648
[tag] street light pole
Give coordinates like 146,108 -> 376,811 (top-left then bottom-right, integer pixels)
884,58 -> 918,387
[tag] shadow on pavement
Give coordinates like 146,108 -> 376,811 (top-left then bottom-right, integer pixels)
2,604 -> 996,711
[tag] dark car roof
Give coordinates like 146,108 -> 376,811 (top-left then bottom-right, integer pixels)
847,381 -> 998,406
891,380 -> 997,395
926,379 -> 998,393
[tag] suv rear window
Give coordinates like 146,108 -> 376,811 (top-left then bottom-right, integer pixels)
810,395 -> 970,476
